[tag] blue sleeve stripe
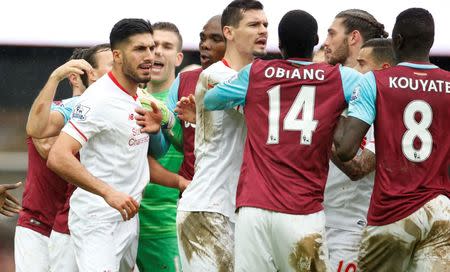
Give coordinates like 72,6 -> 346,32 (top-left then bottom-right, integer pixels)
348,72 -> 376,125
204,63 -> 251,111
167,74 -> 180,115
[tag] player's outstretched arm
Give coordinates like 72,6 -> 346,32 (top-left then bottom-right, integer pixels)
147,156 -> 190,192
334,117 -> 370,162
47,132 -> 138,221
175,94 -> 196,124
26,59 -> 92,139
0,181 -> 22,217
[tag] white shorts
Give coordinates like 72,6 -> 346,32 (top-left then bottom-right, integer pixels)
176,211 -> 234,272
358,194 -> 450,272
235,207 -> 330,272
325,227 -> 360,272
68,210 -> 139,272
14,226 -> 50,272
48,230 -> 78,272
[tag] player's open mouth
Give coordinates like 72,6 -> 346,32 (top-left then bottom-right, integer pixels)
255,38 -> 267,46
139,63 -> 152,70
151,60 -> 164,72
200,54 -> 210,63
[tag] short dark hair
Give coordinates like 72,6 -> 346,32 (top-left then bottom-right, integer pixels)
152,22 -> 183,51
110,18 -> 153,50
221,0 -> 263,29
80,43 -> 111,87
361,38 -> 396,66
278,10 -> 318,59
69,48 -> 87,61
336,9 -> 388,42
393,8 -> 434,57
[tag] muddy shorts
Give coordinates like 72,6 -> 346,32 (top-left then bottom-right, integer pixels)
235,207 -> 330,272
357,194 -> 450,271
176,211 -> 234,272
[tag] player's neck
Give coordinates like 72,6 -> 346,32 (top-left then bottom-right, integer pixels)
397,54 -> 430,64
344,45 -> 360,68
343,56 -> 357,68
223,49 -> 254,71
111,68 -> 138,97
72,87 -> 84,97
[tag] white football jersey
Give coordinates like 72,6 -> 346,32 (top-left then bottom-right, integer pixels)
63,72 -> 150,222
324,126 -> 375,231
177,60 -> 246,222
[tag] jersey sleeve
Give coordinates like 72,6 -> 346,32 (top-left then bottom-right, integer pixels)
203,63 -> 252,111
167,74 -> 180,115
61,96 -> 109,146
339,65 -> 362,103
51,103 -> 72,125
51,97 -> 80,125
348,71 -> 377,125
148,129 -> 170,159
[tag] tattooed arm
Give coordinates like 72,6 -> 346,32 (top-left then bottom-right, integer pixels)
331,146 -> 375,181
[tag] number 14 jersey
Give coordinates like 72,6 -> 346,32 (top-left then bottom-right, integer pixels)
204,59 -> 360,215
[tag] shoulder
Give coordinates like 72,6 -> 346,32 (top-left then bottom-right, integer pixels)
180,67 -> 203,79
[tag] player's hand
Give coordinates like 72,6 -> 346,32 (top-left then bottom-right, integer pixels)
103,189 -> 139,221
0,181 -> 22,217
177,176 -> 191,193
135,102 -> 162,134
175,94 -> 196,124
50,59 -> 93,82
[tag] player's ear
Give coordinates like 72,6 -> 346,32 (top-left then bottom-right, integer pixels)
68,73 -> 80,88
175,52 -> 184,67
349,30 -> 361,46
393,34 -> 404,51
381,63 -> 391,69
87,69 -> 97,84
313,34 -> 319,46
223,26 -> 233,42
113,49 -> 122,65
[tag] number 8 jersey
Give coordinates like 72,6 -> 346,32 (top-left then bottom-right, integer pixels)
204,59 -> 360,215
348,62 -> 450,226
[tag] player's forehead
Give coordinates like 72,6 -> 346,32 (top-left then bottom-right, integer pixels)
328,17 -> 346,34
153,30 -> 179,47
127,33 -> 155,48
357,47 -> 374,61
238,9 -> 267,26
94,50 -> 113,64
202,19 -> 222,36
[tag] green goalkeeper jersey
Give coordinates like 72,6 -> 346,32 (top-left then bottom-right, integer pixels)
139,89 -> 183,239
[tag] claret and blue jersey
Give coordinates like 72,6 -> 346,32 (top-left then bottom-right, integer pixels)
348,62 -> 450,226
204,58 -> 361,215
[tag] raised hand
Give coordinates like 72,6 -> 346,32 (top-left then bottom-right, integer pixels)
175,94 -> 196,124
50,59 -> 93,82
103,188 -> 139,221
135,101 -> 162,134
0,181 -> 22,217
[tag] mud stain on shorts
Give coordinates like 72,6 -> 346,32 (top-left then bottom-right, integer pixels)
178,212 -> 233,272
358,219 -> 421,272
288,233 -> 327,272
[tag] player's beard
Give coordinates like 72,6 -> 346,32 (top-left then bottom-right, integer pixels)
122,56 -> 151,84
326,39 -> 349,66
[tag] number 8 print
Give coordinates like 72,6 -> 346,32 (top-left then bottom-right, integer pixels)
401,100 -> 433,162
